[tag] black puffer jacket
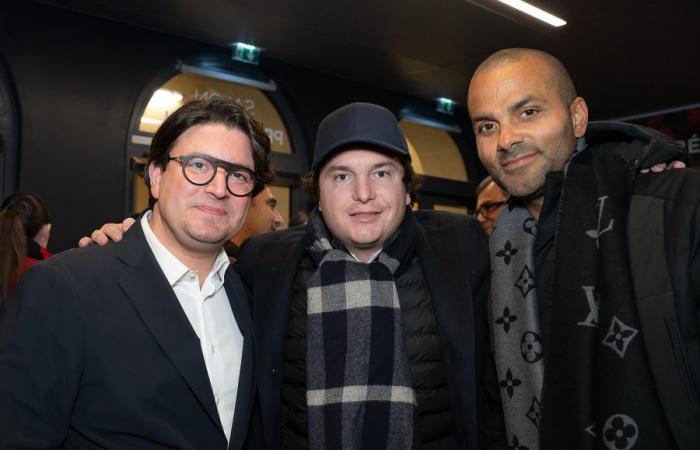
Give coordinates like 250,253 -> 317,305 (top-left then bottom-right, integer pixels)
236,210 -> 501,450
281,252 -> 458,449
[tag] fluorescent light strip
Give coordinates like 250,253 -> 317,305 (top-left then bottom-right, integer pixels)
496,0 -> 566,27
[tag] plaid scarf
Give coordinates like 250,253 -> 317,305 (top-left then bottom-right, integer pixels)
305,207 -> 416,450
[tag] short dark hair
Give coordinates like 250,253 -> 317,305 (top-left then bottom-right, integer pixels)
145,94 -> 274,199
301,149 -> 422,204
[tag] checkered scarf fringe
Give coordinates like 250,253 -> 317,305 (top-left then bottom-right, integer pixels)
305,208 -> 416,450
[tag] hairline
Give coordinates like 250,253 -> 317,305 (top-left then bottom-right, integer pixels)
469,48 -> 577,108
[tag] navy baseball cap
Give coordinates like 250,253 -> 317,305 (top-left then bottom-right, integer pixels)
311,102 -> 411,170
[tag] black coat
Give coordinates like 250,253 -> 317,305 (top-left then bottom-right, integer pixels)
536,122 -> 700,450
586,122 -> 700,449
626,167 -> 700,449
0,224 -> 256,449
236,210 -> 504,450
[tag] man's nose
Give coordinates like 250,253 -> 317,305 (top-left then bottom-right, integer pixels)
205,167 -> 229,197
497,123 -> 524,151
352,176 -> 375,202
272,209 -> 283,229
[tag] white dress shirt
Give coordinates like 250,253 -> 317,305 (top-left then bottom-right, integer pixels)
141,212 -> 242,442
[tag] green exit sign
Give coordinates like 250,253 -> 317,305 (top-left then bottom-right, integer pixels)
436,98 -> 455,115
233,43 -> 260,65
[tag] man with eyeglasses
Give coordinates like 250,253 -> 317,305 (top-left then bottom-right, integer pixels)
474,176 -> 508,236
0,95 -> 273,449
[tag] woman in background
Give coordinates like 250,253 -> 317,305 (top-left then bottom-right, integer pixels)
0,192 -> 51,302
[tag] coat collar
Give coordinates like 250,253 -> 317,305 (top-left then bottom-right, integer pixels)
114,225 -> 225,436
413,215 -> 478,444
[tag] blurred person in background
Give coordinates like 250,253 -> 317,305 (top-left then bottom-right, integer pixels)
474,176 -> 508,236
225,186 -> 283,259
0,192 -> 51,302
288,210 -> 309,227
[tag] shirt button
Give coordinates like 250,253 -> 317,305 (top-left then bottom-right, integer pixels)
210,345 -> 215,354
215,396 -> 220,405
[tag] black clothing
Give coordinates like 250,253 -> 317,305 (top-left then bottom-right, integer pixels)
534,122 -> 699,449
236,210 -> 502,450
0,223 -> 257,450
282,250 -> 458,449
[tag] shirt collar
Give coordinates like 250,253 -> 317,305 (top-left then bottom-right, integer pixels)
348,248 -> 382,263
141,211 -> 230,286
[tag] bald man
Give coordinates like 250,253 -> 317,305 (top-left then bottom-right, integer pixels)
468,48 -> 699,450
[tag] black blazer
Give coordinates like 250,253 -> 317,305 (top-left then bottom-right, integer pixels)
0,224 -> 255,449
236,210 -> 503,450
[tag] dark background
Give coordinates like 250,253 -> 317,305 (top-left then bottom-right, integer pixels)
1,0 -> 698,251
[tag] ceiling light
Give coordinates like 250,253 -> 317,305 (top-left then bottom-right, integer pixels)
496,0 -> 566,27
148,89 -> 183,110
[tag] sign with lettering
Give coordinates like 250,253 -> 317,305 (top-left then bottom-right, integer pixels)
139,72 -> 292,154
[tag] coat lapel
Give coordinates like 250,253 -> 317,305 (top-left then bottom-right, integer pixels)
224,269 -> 255,450
253,234 -> 307,445
115,225 -> 224,436
415,220 -> 478,445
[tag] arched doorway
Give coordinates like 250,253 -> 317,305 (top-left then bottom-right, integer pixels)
398,111 -> 480,214
125,56 -> 308,227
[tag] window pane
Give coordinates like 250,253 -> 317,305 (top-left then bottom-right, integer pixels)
433,204 -> 467,214
133,172 -> 150,214
399,120 -> 468,182
139,72 -> 292,153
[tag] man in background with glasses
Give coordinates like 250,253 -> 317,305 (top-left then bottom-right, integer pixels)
0,95 -> 273,449
474,175 -> 508,236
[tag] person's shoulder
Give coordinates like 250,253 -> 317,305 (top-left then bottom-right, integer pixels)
414,209 -> 484,234
237,225 -> 307,268
634,167 -> 700,204
414,209 -> 489,254
245,225 -> 307,247
32,224 -> 145,287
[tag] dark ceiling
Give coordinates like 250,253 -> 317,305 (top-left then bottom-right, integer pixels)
40,0 -> 699,119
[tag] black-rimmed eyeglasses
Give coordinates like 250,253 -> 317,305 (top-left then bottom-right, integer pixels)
167,153 -> 258,197
475,200 -> 507,217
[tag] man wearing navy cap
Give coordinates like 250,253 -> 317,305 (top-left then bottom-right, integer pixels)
237,102 -> 503,449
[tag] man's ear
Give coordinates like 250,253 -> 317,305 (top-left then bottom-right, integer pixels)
147,162 -> 162,200
570,97 -> 589,138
